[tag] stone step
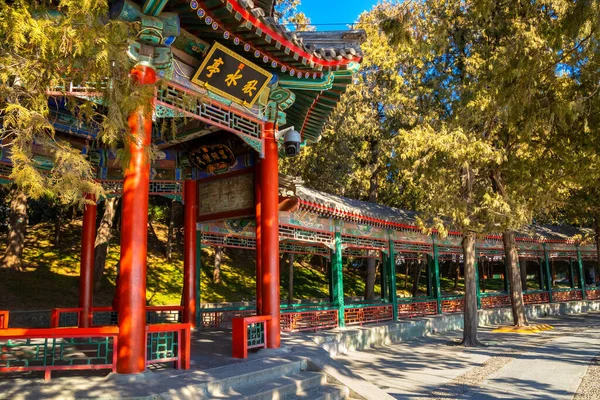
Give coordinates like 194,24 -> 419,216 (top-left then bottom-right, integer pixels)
287,383 -> 350,400
228,371 -> 327,399
157,357 -> 307,398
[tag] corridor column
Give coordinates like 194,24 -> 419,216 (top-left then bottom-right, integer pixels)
432,237 -> 442,314
543,243 -> 553,303
183,180 -> 197,327
117,64 -> 156,374
261,121 -> 280,348
388,239 -> 398,321
577,245 -> 586,299
332,231 -> 345,328
255,161 -> 263,315
79,194 -> 97,328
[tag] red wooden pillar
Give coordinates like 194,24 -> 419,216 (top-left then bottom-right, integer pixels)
79,194 -> 97,328
183,179 -> 197,327
260,121 -> 280,348
255,161 -> 263,315
117,64 -> 156,374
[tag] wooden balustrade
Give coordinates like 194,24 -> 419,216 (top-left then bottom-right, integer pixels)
397,300 -> 437,318
232,315 -> 271,359
280,309 -> 338,332
344,304 -> 393,326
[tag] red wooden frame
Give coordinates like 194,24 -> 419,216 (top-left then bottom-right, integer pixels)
146,323 -> 191,370
232,315 -> 271,359
0,311 -> 8,329
0,326 -> 118,380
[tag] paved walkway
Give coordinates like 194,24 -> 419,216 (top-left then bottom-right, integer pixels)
335,313 -> 600,399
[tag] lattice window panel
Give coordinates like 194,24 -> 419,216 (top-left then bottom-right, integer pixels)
279,225 -> 333,245
553,290 -> 582,302
394,242 -> 432,254
548,251 -> 577,258
279,242 -> 330,257
480,295 -> 511,309
201,233 -> 256,250
99,180 -> 123,194
280,310 -> 338,332
477,249 -> 505,257
523,292 -> 549,304
149,181 -> 183,195
341,235 -> 387,250
247,322 -> 266,349
518,250 -> 542,258
397,301 -> 437,318
342,248 -> 381,259
437,245 -> 463,255
146,331 -> 178,363
156,82 -> 261,139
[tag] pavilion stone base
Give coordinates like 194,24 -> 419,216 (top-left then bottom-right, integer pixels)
309,300 -> 600,356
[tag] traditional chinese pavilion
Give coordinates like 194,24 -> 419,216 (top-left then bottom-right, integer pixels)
2,0 -> 600,382
0,0 -> 366,377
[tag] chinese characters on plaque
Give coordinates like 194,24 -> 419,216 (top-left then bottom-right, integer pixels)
191,42 -> 272,107
189,143 -> 237,175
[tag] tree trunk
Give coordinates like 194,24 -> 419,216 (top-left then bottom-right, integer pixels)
519,258 -> 528,291
365,256 -> 377,300
93,197 -> 118,291
2,185 -> 27,271
288,253 -> 294,303
214,247 -> 222,283
166,199 -> 175,262
54,205 -> 63,248
461,232 -> 482,346
595,217 -> 600,284
503,230 -> 528,327
148,220 -> 167,256
412,259 -> 423,297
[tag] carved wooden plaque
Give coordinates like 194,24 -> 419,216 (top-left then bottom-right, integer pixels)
198,172 -> 254,221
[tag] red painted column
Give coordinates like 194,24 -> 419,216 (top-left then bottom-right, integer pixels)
79,194 -> 97,328
260,122 -> 280,348
183,179 -> 197,328
255,161 -> 263,315
117,65 -> 156,374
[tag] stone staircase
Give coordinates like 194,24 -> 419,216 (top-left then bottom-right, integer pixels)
190,356 -> 357,399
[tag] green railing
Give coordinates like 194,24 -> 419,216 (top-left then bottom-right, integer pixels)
0,327 -> 118,380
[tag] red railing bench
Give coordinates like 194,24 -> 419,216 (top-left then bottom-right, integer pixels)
232,315 -> 272,359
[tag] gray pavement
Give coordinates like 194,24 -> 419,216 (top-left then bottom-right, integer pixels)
335,313 -> 600,400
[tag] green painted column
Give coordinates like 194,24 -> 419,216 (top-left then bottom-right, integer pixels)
332,231 -> 345,328
543,243 -> 553,303
475,256 -> 481,309
569,257 -> 576,289
389,240 -> 398,320
426,254 -> 433,297
432,237 -> 442,314
328,250 -> 334,303
577,245 -> 586,299
538,257 -> 545,291
195,232 -> 202,328
381,252 -> 388,302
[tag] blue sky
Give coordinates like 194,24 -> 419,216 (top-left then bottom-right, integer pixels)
298,0 -> 379,29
